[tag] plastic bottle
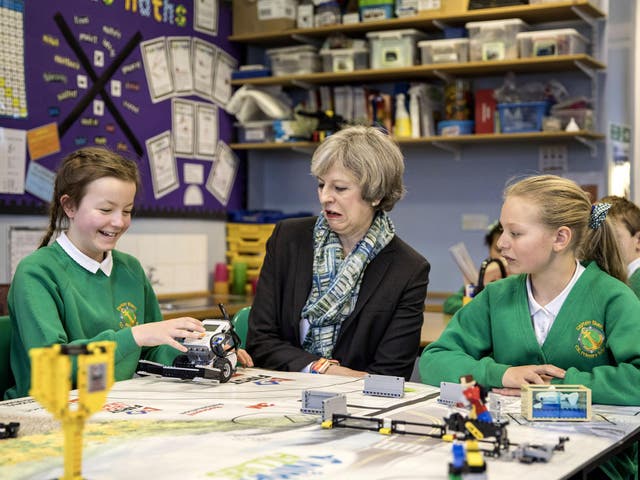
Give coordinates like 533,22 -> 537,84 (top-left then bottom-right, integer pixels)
409,89 -> 420,138
394,93 -> 412,137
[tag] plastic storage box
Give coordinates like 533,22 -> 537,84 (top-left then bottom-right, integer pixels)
236,121 -> 274,143
497,101 -> 548,133
466,18 -> 527,61
517,28 -> 588,57
418,38 -> 469,64
266,45 -> 321,76
366,29 -> 427,69
550,108 -> 594,131
359,0 -> 395,22
437,120 -> 474,136
315,1 -> 341,27
320,46 -> 369,72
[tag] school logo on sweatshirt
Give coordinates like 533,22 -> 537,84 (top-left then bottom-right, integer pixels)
117,302 -> 138,328
575,320 -> 605,359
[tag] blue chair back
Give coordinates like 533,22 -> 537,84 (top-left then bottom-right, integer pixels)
232,306 -> 250,348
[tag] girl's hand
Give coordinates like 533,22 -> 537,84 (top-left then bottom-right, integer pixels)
131,317 -> 205,351
236,348 -> 254,368
501,364 -> 566,389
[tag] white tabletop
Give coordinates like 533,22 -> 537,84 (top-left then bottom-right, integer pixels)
1,368 -> 638,480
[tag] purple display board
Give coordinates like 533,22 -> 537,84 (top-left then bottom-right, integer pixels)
0,0 -> 243,218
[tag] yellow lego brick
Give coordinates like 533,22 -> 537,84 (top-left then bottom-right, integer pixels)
466,451 -> 484,468
321,420 -> 333,429
465,421 -> 484,440
465,440 -> 480,451
379,427 -> 391,435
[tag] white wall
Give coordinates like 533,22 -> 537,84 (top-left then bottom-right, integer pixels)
0,214 -> 227,288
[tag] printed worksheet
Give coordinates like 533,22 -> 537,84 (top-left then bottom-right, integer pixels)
146,130 -> 179,198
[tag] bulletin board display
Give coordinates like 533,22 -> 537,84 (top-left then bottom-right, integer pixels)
0,0 -> 244,218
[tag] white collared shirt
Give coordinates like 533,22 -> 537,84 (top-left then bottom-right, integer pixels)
56,232 -> 114,277
527,260 -> 585,346
628,257 -> 640,278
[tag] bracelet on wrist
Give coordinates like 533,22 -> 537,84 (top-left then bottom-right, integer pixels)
311,358 -> 340,374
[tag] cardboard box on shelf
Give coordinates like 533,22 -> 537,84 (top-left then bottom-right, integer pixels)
474,89 -> 496,134
233,0 -> 297,36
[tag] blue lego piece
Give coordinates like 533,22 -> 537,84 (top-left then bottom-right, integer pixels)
477,410 -> 493,423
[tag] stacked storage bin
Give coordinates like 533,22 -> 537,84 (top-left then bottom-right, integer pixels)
226,211 -> 312,294
226,214 -> 277,294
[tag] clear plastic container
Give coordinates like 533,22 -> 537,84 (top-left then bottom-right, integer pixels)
466,18 -> 527,61
550,108 -> 594,131
236,121 -> 274,143
315,1 -> 341,27
319,46 -> 369,72
266,45 -> 321,76
418,38 -> 469,64
366,29 -> 427,69
517,28 -> 588,57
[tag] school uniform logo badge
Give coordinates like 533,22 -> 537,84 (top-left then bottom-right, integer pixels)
117,302 -> 138,328
575,320 -> 605,359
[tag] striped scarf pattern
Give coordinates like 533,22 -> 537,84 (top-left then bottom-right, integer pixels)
301,211 -> 395,358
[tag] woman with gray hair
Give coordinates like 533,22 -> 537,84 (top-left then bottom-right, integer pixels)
246,126 -> 430,379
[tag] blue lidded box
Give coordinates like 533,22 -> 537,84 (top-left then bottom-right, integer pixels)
437,120 -> 475,136
497,101 -> 549,133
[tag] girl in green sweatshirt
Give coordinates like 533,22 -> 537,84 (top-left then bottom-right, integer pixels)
7,147 -> 209,399
421,175 -> 640,480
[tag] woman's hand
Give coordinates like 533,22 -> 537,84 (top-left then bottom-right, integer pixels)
325,363 -> 366,378
501,364 -> 566,389
236,348 -> 254,368
131,317 -> 205,351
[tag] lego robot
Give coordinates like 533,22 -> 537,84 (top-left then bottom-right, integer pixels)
137,304 -> 241,384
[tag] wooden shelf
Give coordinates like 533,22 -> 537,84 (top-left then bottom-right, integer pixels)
231,131 -> 605,150
229,1 -> 605,45
231,55 -> 604,87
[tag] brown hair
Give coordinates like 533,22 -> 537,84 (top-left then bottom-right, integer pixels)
504,175 -> 626,282
310,125 -> 405,212
600,195 -> 640,236
39,147 -> 140,248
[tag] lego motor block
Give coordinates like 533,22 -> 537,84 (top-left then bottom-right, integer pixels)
300,390 -> 347,422
363,374 -> 404,398
521,384 -> 591,421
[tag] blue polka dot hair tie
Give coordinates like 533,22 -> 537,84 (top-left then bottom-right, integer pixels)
589,202 -> 611,230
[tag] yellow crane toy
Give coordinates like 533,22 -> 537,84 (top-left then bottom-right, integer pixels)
29,341 -> 115,480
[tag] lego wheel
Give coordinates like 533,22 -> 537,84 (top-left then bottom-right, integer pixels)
213,358 -> 233,383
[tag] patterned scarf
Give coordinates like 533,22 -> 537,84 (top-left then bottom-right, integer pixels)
301,211 -> 395,358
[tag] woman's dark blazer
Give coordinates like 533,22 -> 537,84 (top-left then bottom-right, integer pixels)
246,216 -> 430,380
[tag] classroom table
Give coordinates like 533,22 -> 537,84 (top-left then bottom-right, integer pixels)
1,368 -> 639,480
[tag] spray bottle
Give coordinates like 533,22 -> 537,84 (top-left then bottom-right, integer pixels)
394,93 -> 412,137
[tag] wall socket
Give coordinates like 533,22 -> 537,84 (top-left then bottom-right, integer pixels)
539,145 -> 568,174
